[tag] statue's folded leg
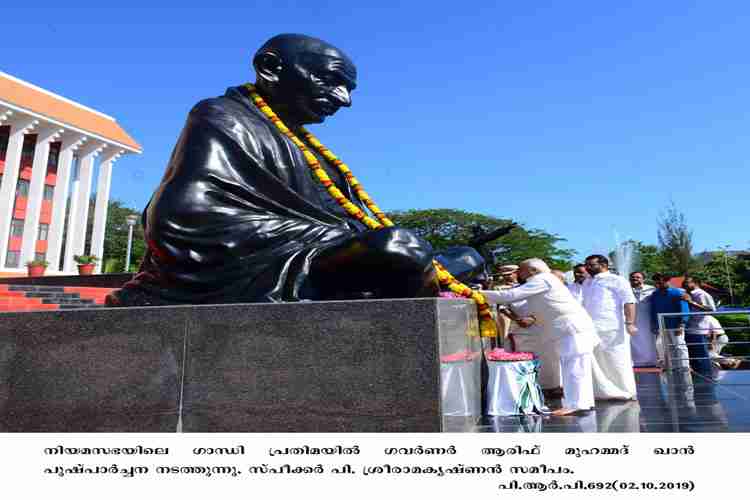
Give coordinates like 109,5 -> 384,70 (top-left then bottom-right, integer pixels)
308,227 -> 439,300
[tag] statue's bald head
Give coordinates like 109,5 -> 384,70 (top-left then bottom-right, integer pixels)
253,34 -> 357,125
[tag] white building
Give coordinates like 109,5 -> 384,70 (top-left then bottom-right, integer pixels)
0,71 -> 141,275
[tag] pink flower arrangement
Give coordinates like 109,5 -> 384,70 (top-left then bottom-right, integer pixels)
486,348 -> 535,362
440,349 -> 481,363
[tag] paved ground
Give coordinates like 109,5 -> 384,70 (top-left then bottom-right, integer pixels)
448,369 -> 750,432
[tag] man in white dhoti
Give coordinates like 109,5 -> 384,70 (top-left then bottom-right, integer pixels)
582,255 -> 638,399
567,264 -> 587,304
483,258 -> 598,415
629,271 -> 658,367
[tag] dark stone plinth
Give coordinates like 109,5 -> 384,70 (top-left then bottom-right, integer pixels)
0,298 -> 480,432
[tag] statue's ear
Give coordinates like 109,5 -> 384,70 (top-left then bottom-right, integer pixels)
253,51 -> 283,83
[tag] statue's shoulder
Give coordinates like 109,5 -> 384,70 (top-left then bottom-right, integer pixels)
187,87 -> 268,132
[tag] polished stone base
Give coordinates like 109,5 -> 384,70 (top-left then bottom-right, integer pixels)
0,298 -> 481,432
458,369 -> 750,432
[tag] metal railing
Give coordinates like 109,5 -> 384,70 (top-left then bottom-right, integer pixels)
657,310 -> 750,374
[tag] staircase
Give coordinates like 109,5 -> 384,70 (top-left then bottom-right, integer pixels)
0,284 -> 115,313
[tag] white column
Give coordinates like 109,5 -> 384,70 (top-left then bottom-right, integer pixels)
46,133 -> 87,272
90,150 -> 122,272
19,126 -> 65,266
62,159 -> 80,273
63,142 -> 107,272
0,114 -> 39,268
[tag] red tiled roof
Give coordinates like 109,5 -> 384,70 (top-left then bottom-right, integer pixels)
0,72 -> 141,152
668,276 -> 723,293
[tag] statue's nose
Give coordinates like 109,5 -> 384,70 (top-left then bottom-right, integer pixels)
330,85 -> 351,107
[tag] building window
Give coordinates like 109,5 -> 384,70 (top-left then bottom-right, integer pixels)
47,142 -> 61,173
5,250 -> 20,268
43,184 -> 54,200
10,219 -> 24,238
34,252 -> 46,262
16,179 -> 30,197
20,135 -> 36,164
0,125 -> 9,161
38,223 -> 49,241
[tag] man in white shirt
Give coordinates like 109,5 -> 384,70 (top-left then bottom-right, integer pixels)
629,271 -> 658,367
582,255 -> 638,399
683,276 -> 716,340
567,264 -> 587,304
483,258 -> 599,415
682,276 -> 716,372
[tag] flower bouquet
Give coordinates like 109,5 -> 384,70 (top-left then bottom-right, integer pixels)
440,349 -> 482,363
486,348 -> 535,362
485,348 -> 544,416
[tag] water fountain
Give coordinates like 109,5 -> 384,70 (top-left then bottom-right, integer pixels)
612,232 -> 638,278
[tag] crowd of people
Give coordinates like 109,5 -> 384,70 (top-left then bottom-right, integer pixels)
474,254 -> 736,416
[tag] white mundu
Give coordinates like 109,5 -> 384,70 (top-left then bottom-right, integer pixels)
631,284 -> 657,367
583,271 -> 638,399
484,272 -> 598,411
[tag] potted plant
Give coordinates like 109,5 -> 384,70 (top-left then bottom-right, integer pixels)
26,259 -> 49,277
73,255 -> 99,275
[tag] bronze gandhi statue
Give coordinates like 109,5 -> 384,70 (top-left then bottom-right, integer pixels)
108,34 -> 513,307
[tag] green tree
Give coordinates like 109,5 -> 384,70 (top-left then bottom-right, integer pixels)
693,252 -> 750,305
387,208 -> 575,270
81,198 -> 145,273
657,202 -> 697,274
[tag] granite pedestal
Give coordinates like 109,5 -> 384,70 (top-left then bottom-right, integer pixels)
0,298 -> 480,432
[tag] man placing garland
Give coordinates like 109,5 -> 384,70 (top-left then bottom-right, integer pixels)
482,258 -> 599,415
107,34 -> 498,335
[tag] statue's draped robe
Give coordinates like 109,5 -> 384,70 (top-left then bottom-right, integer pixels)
122,86 -> 372,304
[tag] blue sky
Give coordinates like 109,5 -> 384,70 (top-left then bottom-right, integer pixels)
3,2 -> 748,259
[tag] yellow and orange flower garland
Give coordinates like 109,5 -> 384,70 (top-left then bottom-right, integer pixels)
245,84 -> 497,338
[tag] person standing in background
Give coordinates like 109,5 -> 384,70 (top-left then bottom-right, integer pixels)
629,271 -> 658,367
680,276 -> 714,375
650,273 -> 693,372
567,264 -> 588,304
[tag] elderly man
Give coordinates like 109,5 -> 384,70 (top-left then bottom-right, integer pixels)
567,264 -> 587,304
482,258 -> 598,415
629,271 -> 658,367
108,34 -> 442,307
498,265 -> 562,395
551,270 -> 567,283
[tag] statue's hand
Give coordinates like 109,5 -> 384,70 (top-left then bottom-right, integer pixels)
468,222 -> 519,248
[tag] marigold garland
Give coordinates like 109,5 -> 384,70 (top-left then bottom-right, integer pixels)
245,84 -> 497,338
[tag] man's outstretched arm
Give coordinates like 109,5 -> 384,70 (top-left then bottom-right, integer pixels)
482,279 -> 549,305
